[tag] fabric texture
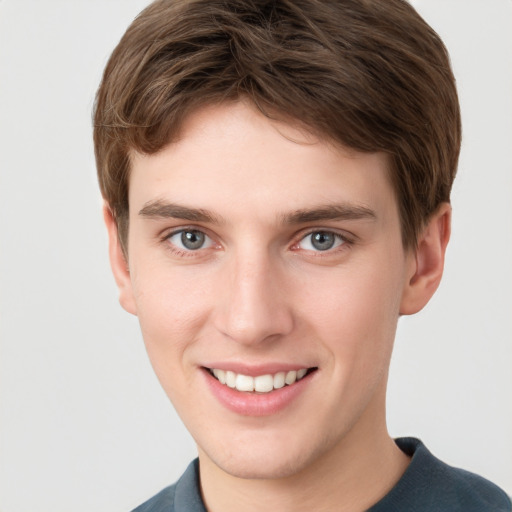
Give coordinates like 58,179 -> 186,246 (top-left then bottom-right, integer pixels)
131,438 -> 511,512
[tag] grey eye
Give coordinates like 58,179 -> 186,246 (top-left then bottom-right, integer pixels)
298,231 -> 344,251
168,229 -> 213,251
181,230 -> 205,249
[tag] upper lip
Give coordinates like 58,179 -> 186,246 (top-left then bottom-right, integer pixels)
202,362 -> 316,377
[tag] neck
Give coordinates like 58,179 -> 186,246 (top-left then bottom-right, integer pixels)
197,387 -> 410,512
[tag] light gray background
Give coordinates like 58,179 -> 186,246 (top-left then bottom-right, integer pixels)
0,1 -> 511,511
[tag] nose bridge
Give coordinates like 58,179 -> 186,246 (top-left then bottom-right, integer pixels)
215,244 -> 293,345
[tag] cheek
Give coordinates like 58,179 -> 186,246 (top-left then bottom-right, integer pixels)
132,257 -> 211,329
301,258 -> 403,366
130,265 -> 212,382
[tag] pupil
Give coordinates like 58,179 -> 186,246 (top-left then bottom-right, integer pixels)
312,232 -> 335,251
181,230 -> 205,250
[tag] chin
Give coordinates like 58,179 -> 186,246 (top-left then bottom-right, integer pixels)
199,430 -> 332,481
214,453 -> 309,480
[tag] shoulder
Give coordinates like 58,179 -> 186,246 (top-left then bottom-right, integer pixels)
130,459 -> 206,512
370,438 -> 511,512
131,484 -> 176,512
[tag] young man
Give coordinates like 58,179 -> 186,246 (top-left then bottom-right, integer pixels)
93,1 -> 511,510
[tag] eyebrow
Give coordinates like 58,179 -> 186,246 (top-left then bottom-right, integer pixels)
138,200 -> 376,225
138,200 -> 222,223
283,204 -> 377,224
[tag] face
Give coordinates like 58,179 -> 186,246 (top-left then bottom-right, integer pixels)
117,102 -> 416,480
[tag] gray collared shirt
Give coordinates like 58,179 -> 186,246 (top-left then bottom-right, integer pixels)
131,438 -> 511,512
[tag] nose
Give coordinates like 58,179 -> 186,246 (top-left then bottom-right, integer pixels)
213,249 -> 294,346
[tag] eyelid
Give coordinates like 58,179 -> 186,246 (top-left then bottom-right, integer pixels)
160,224 -> 211,241
161,225 -> 220,254
159,225 -> 354,255
291,228 -> 355,252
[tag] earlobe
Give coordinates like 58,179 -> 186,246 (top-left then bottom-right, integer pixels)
103,204 -> 138,316
400,203 -> 451,315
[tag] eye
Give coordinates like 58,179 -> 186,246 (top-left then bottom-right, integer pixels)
167,229 -> 214,251
297,231 -> 346,252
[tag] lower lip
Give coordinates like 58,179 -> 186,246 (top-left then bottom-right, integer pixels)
202,369 -> 314,417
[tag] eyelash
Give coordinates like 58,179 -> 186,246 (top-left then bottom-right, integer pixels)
292,229 -> 353,256
160,227 -> 354,258
161,227 -> 217,258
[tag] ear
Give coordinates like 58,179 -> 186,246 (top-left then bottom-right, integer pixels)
400,203 -> 451,315
103,204 -> 137,315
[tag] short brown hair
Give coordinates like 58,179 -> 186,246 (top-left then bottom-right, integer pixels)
93,0 -> 461,250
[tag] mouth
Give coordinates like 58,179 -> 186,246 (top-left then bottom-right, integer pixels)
206,367 -> 317,393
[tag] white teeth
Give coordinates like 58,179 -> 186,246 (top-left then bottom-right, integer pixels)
212,368 -> 226,384
273,372 -> 285,389
285,370 -> 297,385
254,374 -> 274,393
235,374 -> 255,392
226,371 -> 236,388
211,367 -> 310,393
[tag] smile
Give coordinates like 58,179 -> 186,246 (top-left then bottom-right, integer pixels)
208,368 -> 313,393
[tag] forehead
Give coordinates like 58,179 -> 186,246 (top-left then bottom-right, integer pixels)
128,101 -> 396,222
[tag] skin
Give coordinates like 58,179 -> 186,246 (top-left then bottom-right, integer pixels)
105,101 -> 451,512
